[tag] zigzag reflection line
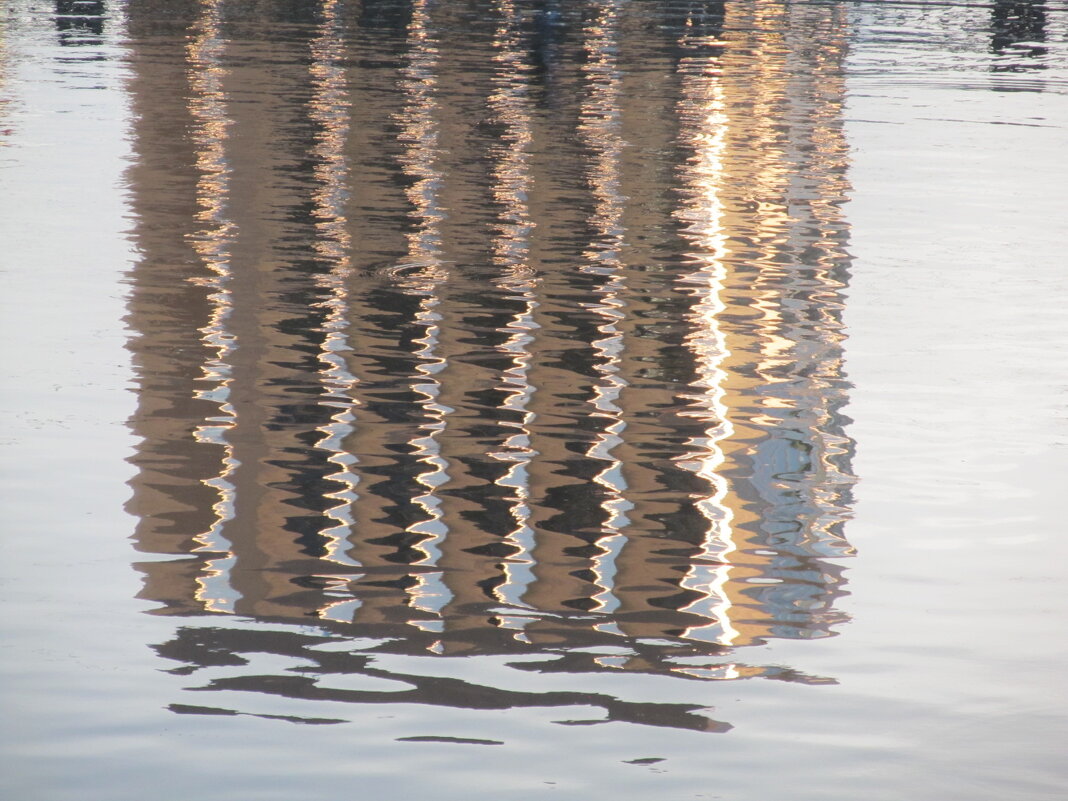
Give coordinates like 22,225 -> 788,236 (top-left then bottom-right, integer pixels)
672,38 -> 738,648
487,0 -> 536,284
185,0 -> 239,615
578,0 -> 630,616
484,0 -> 540,616
307,0 -> 361,570
394,0 -> 451,618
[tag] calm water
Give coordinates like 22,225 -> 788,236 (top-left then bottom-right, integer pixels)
1,0 -> 1067,798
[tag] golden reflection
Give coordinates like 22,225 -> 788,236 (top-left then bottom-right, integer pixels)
331,0 -> 454,631
309,0 -> 352,271
394,0 -> 448,286
577,0 -> 629,615
185,0 -> 238,614
516,6 -> 636,630
405,292 -> 451,617
123,1 -> 857,715
673,19 -> 737,647
595,23 -> 710,646
391,0 -> 451,619
488,290 -> 540,618
671,1 -> 856,647
486,0 -> 535,282
484,0 -> 539,616
307,0 -> 360,571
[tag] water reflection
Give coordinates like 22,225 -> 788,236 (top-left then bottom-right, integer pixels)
53,0 -> 106,46
124,0 -> 855,733
991,0 -> 1048,61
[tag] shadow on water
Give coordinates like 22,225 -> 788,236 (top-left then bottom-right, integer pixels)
990,0 -> 1048,64
121,0 -> 857,733
53,0 -> 106,45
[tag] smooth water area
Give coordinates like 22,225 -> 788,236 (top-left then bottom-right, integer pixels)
1,1 -> 1066,798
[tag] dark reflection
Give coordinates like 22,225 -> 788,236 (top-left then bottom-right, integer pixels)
124,0 -> 855,733
53,0 -> 105,45
991,0 -> 1047,61
156,625 -> 730,732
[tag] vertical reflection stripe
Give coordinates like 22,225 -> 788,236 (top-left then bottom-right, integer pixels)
673,21 -> 738,646
186,0 -> 238,615
308,0 -> 361,570
486,0 -> 539,617
393,0 -> 451,617
578,0 -> 629,616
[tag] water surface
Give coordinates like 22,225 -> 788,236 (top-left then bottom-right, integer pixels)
1,1 -> 1066,799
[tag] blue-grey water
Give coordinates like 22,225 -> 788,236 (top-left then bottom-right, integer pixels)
1,1 -> 1067,799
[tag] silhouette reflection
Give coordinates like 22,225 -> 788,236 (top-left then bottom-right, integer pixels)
991,0 -> 1048,61
53,0 -> 105,45
125,0 -> 855,733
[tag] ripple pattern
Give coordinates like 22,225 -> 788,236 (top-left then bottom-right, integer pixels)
123,0 -> 858,731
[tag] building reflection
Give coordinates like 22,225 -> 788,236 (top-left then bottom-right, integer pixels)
124,0 -> 855,732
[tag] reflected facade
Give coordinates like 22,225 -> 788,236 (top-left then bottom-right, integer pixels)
124,0 -> 855,731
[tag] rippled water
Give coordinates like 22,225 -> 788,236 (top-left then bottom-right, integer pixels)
2,1 -> 1066,799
